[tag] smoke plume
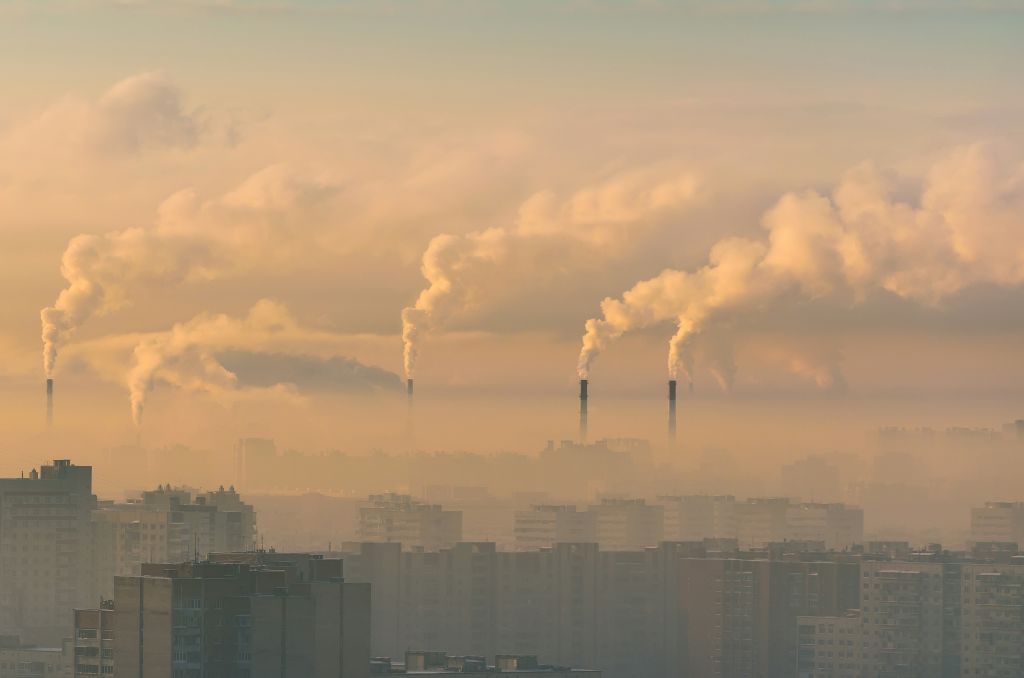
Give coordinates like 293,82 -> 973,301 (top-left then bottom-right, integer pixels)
578,145 -> 1024,384
40,165 -> 338,378
126,299 -> 396,427
401,169 -> 698,378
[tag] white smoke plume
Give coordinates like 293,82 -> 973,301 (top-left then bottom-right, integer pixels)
401,169 -> 699,379
40,165 -> 338,378
125,299 -> 357,427
578,145 -> 1024,384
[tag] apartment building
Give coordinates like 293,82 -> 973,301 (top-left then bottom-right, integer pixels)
0,460 -> 98,644
513,506 -> 596,551
587,499 -> 663,551
72,603 -> 114,678
358,493 -> 462,551
112,556 -> 369,678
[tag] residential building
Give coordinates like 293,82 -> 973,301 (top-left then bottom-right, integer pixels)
797,611 -> 862,678
971,502 -> 1024,547
0,460 -> 98,644
657,495 -> 737,541
785,503 -> 864,551
112,555 -> 369,678
513,506 -> 596,551
357,493 -> 462,551
0,635 -> 69,678
73,602 -> 114,678
587,499 -> 663,551
736,497 -> 792,548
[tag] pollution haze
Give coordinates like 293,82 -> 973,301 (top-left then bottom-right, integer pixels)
0,3 -> 1023,511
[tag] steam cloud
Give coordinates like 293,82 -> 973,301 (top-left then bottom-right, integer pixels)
127,300 -> 396,427
40,165 -> 337,378
401,170 -> 698,378
578,145 -> 1024,385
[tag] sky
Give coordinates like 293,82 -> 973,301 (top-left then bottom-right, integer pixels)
1,0 -> 1023,462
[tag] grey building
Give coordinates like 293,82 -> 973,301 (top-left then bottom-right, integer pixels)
0,460 -> 97,644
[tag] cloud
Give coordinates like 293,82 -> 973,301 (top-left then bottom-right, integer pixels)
8,72 -> 206,158
216,351 -> 401,392
577,144 -> 1024,386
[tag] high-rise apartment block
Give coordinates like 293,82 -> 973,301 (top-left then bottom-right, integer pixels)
72,602 -> 114,678
357,493 -> 462,551
587,499 -> 663,550
112,555 -> 369,678
91,485 -> 256,600
341,541 -> 857,678
0,460 -> 97,644
972,501 -> 1024,548
513,505 -> 596,551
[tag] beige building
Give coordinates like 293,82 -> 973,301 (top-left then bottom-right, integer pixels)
513,506 -> 596,551
73,604 -> 114,678
785,503 -> 863,551
0,460 -> 98,645
0,635 -> 69,678
587,499 -> 663,551
971,501 -> 1024,547
357,493 -> 462,551
657,495 -> 737,542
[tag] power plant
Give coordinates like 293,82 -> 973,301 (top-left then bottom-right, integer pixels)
668,379 -> 677,444
46,378 -> 53,429
579,378 -> 588,443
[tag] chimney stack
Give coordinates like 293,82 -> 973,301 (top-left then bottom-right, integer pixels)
579,379 -> 588,443
407,378 -> 414,397
46,379 -> 53,429
668,379 -> 677,444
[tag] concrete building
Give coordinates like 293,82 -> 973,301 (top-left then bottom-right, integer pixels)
512,506 -> 596,551
971,502 -> 1024,547
657,495 -> 737,542
91,485 -> 256,600
785,503 -> 864,551
377,651 -> 601,676
797,611 -> 862,678
0,460 -> 98,644
587,499 -> 663,551
736,497 -> 792,548
0,635 -> 69,678
342,540 -> 857,678
357,493 -> 462,551
677,557 -> 860,678
112,556 -> 369,678
73,602 -> 114,678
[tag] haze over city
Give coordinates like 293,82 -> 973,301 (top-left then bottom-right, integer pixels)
1,2 -> 1024,677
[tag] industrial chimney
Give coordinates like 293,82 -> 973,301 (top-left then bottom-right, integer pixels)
668,379 -> 677,444
407,378 -> 414,398
46,378 -> 53,429
579,379 -> 588,443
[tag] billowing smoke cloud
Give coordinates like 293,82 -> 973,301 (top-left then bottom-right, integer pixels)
126,300 -> 397,427
401,169 -> 699,378
578,145 -> 1024,385
40,165 -> 338,377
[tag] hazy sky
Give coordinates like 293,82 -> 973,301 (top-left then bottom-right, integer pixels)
1,0 -> 1023,453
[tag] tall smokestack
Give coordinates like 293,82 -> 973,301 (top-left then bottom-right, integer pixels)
668,379 -> 677,445
407,378 -> 414,398
45,378 -> 53,429
579,379 -> 588,443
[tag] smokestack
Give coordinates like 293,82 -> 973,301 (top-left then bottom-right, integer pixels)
579,379 -> 588,443
407,378 -> 414,398
668,379 -> 677,445
46,378 -> 53,429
